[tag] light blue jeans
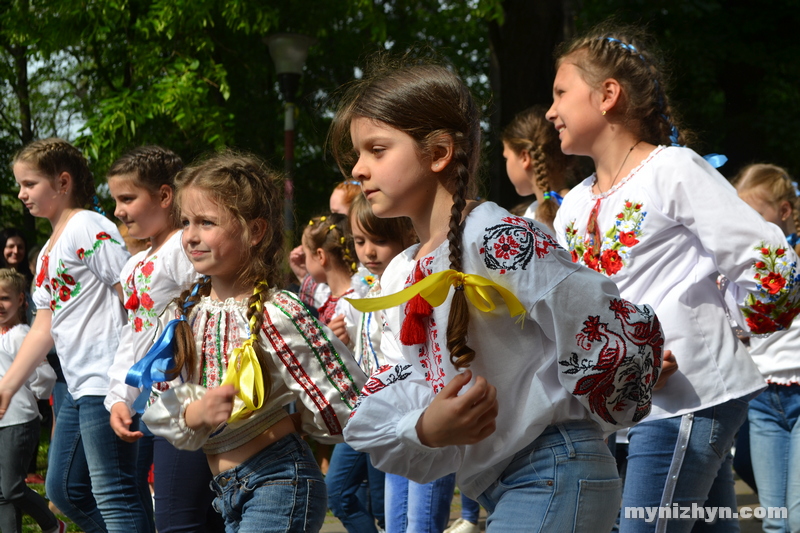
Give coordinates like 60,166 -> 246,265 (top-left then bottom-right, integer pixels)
47,393 -> 152,533
620,397 -> 749,533
326,442 -> 385,532
384,472 -> 456,533
477,420 -> 621,532
210,433 -> 327,533
748,384 -> 800,533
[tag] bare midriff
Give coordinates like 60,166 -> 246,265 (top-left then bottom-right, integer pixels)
205,415 -> 297,475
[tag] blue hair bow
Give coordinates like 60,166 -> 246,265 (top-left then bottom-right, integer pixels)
125,281 -> 203,413
542,190 -> 564,205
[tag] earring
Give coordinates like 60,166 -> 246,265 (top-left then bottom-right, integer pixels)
601,110 -> 607,116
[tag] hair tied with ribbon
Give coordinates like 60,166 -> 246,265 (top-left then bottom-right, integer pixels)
125,279 -> 205,413
542,190 -> 564,206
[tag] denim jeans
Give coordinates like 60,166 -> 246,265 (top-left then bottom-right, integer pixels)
326,442 -> 385,532
46,393 -> 152,533
477,420 -> 621,532
209,433 -> 326,533
0,418 -> 58,533
748,384 -> 800,533
620,397 -> 749,533
461,493 -> 480,524
153,436 -> 224,533
384,472 -> 456,533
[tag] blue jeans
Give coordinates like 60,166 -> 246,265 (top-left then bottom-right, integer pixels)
153,436 -> 223,533
384,472 -> 455,533
209,433 -> 326,533
461,493 -> 480,523
326,442 -> 385,532
621,397 -> 749,533
477,420 -> 621,532
748,384 -> 800,533
47,393 -> 152,533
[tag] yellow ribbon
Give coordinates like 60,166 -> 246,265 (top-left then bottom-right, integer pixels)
220,287 -> 267,423
345,269 -> 526,321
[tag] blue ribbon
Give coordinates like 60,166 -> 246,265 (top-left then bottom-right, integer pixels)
124,280 -> 204,413
787,233 -> 800,247
703,153 -> 728,169
543,190 -> 564,205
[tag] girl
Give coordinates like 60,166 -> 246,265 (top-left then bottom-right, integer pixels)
733,163 -> 800,533
302,212 -> 365,340
0,268 -> 63,533
501,105 -> 578,229
548,26 -> 800,532
330,59 -> 668,532
0,138 -> 151,532
326,193 -> 416,533
0,229 -> 34,286
103,146 -> 223,533
136,152 -> 366,533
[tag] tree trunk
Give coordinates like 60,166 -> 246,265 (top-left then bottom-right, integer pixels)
487,0 -> 574,208
10,43 -> 37,236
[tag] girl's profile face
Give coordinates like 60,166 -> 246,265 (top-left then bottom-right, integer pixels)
108,174 -> 172,241
349,117 -> 438,221
301,235 -> 326,284
739,188 -> 791,235
351,217 -> 404,277
3,236 -> 26,269
0,284 -> 24,330
546,61 -> 605,158
14,162 -> 62,220
502,142 -> 535,197
180,187 -> 246,285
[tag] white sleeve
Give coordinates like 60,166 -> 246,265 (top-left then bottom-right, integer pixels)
343,363 -> 465,483
76,220 -> 130,287
104,324 -> 139,414
142,383 -> 214,450
656,150 -> 800,334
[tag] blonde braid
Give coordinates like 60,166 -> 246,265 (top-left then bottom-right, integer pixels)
170,277 -> 212,381
243,281 -> 273,401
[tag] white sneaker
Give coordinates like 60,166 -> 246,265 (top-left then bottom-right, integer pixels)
444,517 -> 480,533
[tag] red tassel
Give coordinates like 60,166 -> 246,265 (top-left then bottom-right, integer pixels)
400,262 -> 433,345
125,290 -> 140,311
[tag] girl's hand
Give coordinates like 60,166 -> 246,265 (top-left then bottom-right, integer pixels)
654,350 -> 677,391
416,370 -> 498,448
329,314 -> 351,346
288,246 -> 308,283
185,385 -> 236,430
0,387 -> 15,420
109,402 -> 144,442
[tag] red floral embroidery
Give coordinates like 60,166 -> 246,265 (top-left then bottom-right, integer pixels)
747,313 -> 777,335
618,231 -> 639,247
493,235 -> 520,260
141,261 -> 154,277
58,285 -> 71,302
62,273 -> 76,286
482,216 -> 557,273
76,248 -> 85,260
600,249 -> 623,275
140,293 -> 154,310
97,232 -> 111,240
134,317 -> 143,332
761,272 -> 786,295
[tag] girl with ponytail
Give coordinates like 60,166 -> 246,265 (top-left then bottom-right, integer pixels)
550,23 -> 800,532
331,56 -> 666,531
0,138 -> 150,532
133,152 -> 365,533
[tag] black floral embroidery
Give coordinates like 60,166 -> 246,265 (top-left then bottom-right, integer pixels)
350,364 -> 413,417
481,216 -> 558,274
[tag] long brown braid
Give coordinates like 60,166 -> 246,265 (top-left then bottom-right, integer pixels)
329,58 -> 482,369
556,23 -> 694,148
168,151 -> 284,396
13,138 -> 98,210
305,213 -> 358,276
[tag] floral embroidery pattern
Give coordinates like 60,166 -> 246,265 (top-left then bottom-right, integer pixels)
559,298 -> 663,424
274,291 -> 360,435
564,200 -> 646,276
49,260 -> 82,311
124,258 -> 159,332
36,255 -> 50,288
742,243 -> 800,334
350,364 -> 413,417
480,216 -> 558,273
76,232 -> 121,260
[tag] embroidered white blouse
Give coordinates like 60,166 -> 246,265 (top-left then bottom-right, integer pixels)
141,290 -> 366,453
33,210 -> 129,399
343,201 -> 664,499
341,280 -> 386,377
554,145 -> 800,420
104,231 -> 198,414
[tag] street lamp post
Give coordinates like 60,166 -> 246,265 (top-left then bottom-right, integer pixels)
265,33 -> 315,238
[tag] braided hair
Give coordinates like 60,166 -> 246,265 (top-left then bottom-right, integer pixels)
502,105 -> 578,227
304,213 -> 358,276
329,57 -> 482,369
107,146 -> 184,229
13,138 -> 100,212
555,23 -> 693,148
168,152 -> 284,397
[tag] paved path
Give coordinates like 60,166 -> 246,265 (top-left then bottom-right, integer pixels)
320,477 -> 764,532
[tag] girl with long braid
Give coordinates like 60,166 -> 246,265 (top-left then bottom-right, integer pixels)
549,24 -> 800,532
501,104 -> 578,230
332,57 -> 668,532
134,152 -> 365,532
